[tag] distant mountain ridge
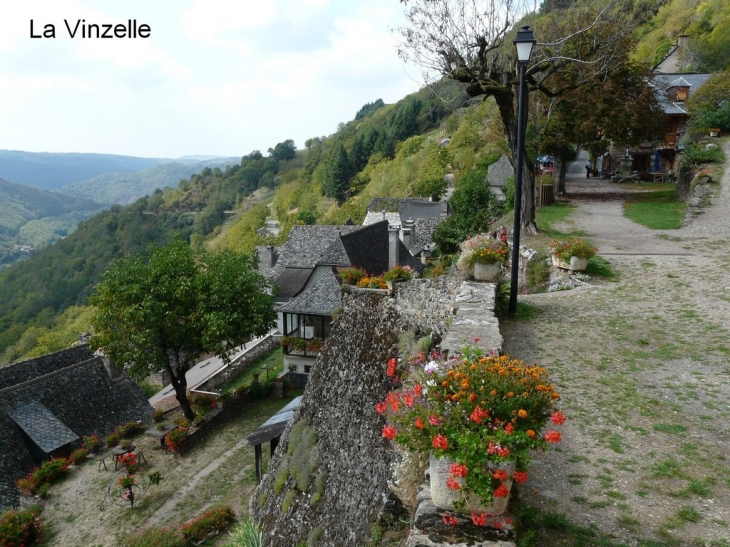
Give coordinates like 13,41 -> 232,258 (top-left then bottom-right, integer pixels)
60,158 -> 239,205
0,150 -> 177,190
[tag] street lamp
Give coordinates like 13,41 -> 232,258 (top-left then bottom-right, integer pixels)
509,25 -> 536,316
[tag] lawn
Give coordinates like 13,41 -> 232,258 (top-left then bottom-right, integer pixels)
623,188 -> 686,229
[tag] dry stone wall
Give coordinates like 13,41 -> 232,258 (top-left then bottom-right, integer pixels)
251,274 -> 504,546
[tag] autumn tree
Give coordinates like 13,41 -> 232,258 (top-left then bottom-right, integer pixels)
90,238 -> 276,421
535,62 -> 665,195
398,0 -> 642,234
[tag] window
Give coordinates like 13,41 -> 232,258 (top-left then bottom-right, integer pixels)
675,87 -> 688,102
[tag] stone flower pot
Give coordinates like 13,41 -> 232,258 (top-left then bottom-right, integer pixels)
552,255 -> 589,272
472,262 -> 501,281
429,453 -> 515,515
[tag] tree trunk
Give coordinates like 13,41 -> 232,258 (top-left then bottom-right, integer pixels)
165,359 -> 195,422
494,89 -> 538,235
553,154 -> 568,196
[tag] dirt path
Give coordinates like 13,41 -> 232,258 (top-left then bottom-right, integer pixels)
502,144 -> 730,545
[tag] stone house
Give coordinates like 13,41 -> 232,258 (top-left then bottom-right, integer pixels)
363,197 -> 449,262
257,220 -> 423,373
0,344 -> 152,509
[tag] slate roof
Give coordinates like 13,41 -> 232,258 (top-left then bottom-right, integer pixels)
0,345 -> 152,509
277,270 -> 343,316
260,225 -> 363,279
362,211 -> 401,228
651,73 -> 711,116
412,218 -> 443,253
7,401 -> 78,454
274,267 -> 314,303
366,197 -> 446,220
247,396 -> 302,446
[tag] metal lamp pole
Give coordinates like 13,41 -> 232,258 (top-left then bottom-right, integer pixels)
509,25 -> 536,316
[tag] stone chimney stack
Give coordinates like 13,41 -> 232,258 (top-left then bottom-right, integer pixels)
388,226 -> 400,270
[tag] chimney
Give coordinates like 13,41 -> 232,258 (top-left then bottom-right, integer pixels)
388,226 -> 400,270
260,245 -> 275,268
402,228 -> 411,250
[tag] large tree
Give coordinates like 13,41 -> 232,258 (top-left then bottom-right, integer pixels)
398,0 -> 642,234
90,238 -> 276,420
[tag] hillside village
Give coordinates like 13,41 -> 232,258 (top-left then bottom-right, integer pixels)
1,1 -> 730,545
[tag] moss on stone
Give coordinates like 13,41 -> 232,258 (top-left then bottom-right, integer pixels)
287,420 -> 319,492
282,490 -> 296,513
306,526 -> 323,546
310,470 -> 328,507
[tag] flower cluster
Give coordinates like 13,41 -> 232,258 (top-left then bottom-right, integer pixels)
165,427 -> 188,452
457,234 -> 509,270
0,507 -> 43,547
356,276 -> 388,289
377,345 -> 564,511
548,237 -> 597,261
180,505 -> 236,542
383,264 -> 415,281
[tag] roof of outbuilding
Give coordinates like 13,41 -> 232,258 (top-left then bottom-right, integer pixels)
366,197 -> 445,220
651,73 -> 711,115
7,401 -> 78,454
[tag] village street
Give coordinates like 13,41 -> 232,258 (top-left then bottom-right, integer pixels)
501,142 -> 730,545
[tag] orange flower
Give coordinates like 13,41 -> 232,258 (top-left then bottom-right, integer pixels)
518,409 -> 528,418
527,429 -> 536,438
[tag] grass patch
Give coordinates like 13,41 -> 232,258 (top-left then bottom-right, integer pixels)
586,255 -> 617,279
624,189 -> 686,229
653,424 -> 688,435
515,504 -> 621,547
535,203 -> 576,236
223,346 -> 284,396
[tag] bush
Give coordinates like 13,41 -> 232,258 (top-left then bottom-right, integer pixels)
0,506 -> 43,547
681,143 -> 726,168
83,434 -> 102,452
180,505 -> 236,543
104,432 -> 120,447
69,448 -> 89,466
151,408 -> 164,423
227,516 -> 263,547
29,458 -> 70,486
118,421 -> 144,438
120,527 -> 185,547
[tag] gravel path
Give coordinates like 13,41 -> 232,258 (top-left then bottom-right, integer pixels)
502,143 -> 730,546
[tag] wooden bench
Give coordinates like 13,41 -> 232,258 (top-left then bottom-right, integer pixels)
96,450 -> 114,471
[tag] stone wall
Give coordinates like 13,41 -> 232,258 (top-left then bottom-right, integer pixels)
194,336 -> 278,392
250,287 -> 402,546
393,273 -> 465,340
251,274 -> 505,546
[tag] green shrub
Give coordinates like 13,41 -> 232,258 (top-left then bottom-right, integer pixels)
29,458 -> 70,486
119,527 -> 185,547
227,516 -> 263,547
104,432 -> 119,447
83,434 -> 102,452
180,505 -> 236,542
118,421 -> 144,438
69,448 -> 89,465
681,143 -> 725,168
0,506 -> 43,547
151,409 -> 164,423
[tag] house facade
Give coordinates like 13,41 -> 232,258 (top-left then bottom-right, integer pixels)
258,220 -> 423,373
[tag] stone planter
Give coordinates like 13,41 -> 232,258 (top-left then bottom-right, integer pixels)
551,254 -> 589,272
472,262 -> 501,281
429,453 -> 515,515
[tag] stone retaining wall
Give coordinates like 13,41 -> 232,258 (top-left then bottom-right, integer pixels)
194,336 -> 277,392
251,273 -> 508,546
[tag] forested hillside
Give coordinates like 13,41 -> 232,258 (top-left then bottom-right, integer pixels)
60,158 -> 239,205
0,178 -> 104,267
1,0 -> 728,364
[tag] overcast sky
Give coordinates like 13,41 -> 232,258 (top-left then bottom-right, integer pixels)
0,0 -> 422,159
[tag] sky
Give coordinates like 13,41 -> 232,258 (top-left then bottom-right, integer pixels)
0,0 -> 423,159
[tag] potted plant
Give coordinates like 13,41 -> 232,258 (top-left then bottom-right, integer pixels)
83,434 -> 102,453
356,276 -> 388,289
377,346 -> 565,520
307,338 -> 324,353
165,427 -> 188,452
548,237 -> 597,271
383,265 -> 415,289
457,234 -> 509,281
338,266 -> 367,285
280,335 -> 294,348
292,337 -> 307,353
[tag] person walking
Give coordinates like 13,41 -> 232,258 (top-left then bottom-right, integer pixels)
585,162 -> 591,179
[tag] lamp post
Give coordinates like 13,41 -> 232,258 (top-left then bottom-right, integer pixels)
509,25 -> 536,316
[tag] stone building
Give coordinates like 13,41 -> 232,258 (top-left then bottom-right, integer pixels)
0,344 -> 151,509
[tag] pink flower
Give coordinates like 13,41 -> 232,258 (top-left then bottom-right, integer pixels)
471,513 -> 487,526
513,471 -> 528,484
428,415 -> 441,426
545,430 -> 562,444
449,463 -> 468,478
494,484 -> 510,498
446,476 -> 461,490
442,513 -> 458,526
550,411 -> 566,425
